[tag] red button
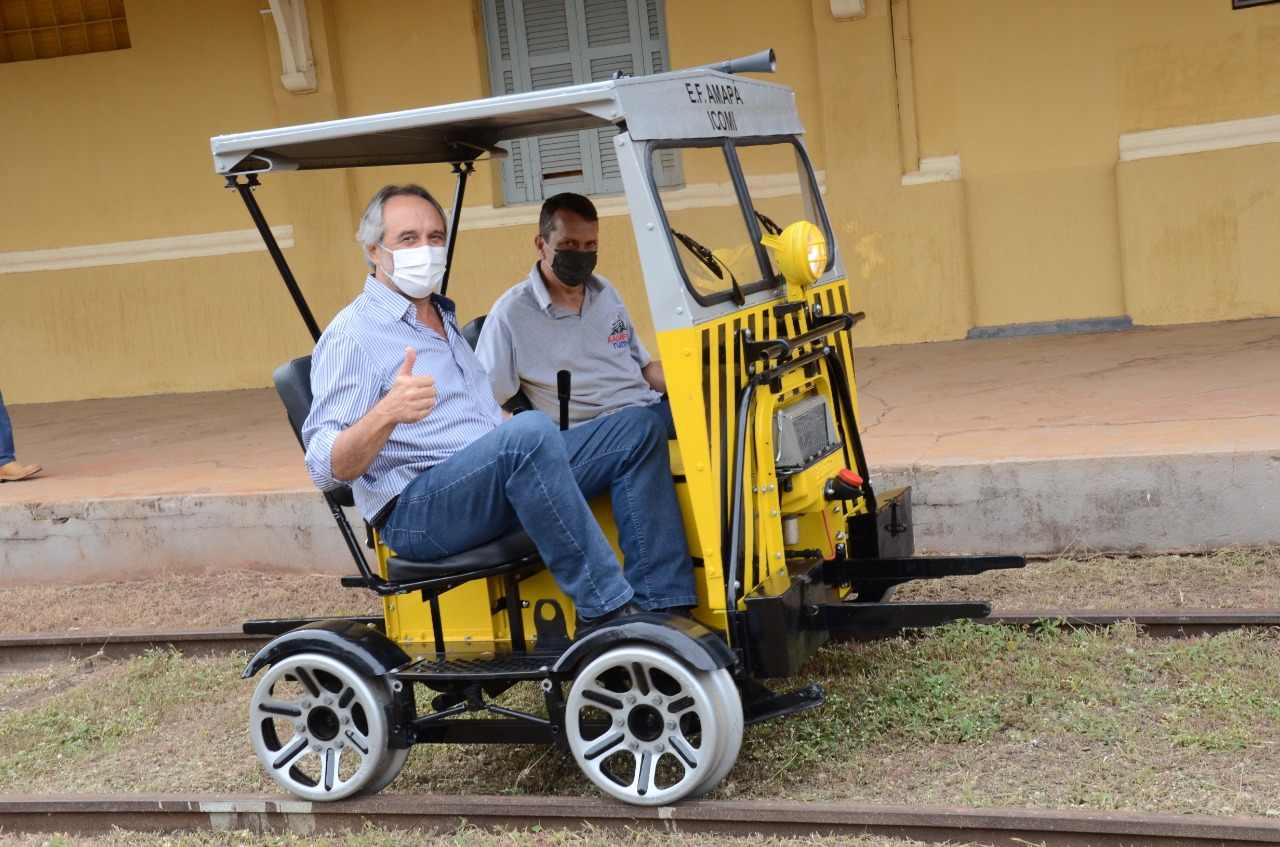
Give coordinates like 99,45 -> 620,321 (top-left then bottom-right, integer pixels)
838,469 -> 864,487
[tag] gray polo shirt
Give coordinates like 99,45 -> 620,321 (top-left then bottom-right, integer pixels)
476,262 -> 662,428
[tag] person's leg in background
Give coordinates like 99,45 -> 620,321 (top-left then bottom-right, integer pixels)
0,388 -> 42,483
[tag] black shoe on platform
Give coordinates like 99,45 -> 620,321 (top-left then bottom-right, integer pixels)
574,601 -> 644,637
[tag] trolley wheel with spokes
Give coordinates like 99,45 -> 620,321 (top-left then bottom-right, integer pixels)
248,651 -> 407,801
565,643 -> 742,805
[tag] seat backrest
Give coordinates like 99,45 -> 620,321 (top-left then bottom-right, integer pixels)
273,355 -> 355,508
459,314 -> 534,415
273,356 -> 313,439
459,315 -> 487,349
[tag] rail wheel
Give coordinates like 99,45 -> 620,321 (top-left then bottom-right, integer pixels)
248,651 -> 407,801
565,643 -> 742,805
685,661 -> 743,799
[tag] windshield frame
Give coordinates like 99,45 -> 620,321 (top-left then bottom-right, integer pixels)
643,134 -> 833,309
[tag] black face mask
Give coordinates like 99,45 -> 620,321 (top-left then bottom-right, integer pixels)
550,249 -> 598,287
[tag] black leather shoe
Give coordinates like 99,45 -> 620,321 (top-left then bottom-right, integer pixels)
574,601 -> 644,637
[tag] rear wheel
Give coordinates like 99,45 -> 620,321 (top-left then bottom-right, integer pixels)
565,644 -> 742,805
248,651 -> 407,801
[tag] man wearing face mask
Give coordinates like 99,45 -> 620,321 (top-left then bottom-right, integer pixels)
476,193 -> 672,436
302,185 -> 696,630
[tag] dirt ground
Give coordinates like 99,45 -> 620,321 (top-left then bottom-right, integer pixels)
1,549 -> 1278,821
0,548 -> 1275,635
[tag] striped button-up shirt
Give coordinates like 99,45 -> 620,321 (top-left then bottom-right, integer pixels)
302,276 -> 503,520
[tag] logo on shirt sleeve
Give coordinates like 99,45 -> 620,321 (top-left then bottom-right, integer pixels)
607,315 -> 630,349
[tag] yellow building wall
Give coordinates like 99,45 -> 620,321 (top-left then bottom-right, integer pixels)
905,0 -> 1280,332
0,0 -> 316,402
2,0 -> 1279,403
1113,4 -> 1280,325
809,0 -> 976,346
1119,143 -> 1280,324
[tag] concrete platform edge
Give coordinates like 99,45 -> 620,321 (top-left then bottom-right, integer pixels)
877,449 -> 1279,557
0,492 -> 360,583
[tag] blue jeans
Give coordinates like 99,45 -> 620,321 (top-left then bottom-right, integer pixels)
650,397 -> 676,439
380,408 -> 696,618
0,389 -> 15,466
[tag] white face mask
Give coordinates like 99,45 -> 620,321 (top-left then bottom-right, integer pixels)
381,244 -> 447,299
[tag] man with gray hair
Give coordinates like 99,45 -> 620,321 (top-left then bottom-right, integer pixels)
301,184 -> 696,631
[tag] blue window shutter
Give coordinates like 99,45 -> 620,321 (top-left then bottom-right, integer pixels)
640,0 -> 682,188
483,0 -> 530,202
482,0 -> 676,203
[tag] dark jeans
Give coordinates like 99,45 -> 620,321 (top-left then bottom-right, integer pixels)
0,389 -> 15,465
381,407 -> 696,618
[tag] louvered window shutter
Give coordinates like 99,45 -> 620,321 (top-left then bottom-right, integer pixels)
482,0 -> 679,204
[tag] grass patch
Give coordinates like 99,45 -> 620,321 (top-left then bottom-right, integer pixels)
0,827 -> 922,847
1,606 -> 1278,817
721,622 -> 1280,812
0,649 -> 251,792
2,549 -> 1278,638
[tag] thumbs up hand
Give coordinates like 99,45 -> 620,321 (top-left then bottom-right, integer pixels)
384,347 -> 437,423
397,347 -> 417,379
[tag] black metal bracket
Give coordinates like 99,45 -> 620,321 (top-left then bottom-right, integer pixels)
225,174 -> 321,342
440,160 -> 475,298
741,312 -> 863,362
823,554 -> 1027,586
740,680 -> 825,726
815,600 -> 992,633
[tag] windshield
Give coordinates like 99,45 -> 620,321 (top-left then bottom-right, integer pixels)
647,137 -> 832,308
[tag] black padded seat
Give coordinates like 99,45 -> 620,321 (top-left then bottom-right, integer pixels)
459,314 -> 487,349
386,524 -> 537,582
274,357 -> 355,509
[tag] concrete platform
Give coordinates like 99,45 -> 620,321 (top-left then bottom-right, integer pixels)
2,318 -> 1277,583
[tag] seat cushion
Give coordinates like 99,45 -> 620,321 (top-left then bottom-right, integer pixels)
385,526 -> 538,582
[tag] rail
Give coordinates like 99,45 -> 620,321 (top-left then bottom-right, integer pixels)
0,793 -> 1276,845
3,610 -> 1278,670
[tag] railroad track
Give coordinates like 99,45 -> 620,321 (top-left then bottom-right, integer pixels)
2,610 -> 1277,670
4,617 -> 1279,844
1,793 -> 1277,845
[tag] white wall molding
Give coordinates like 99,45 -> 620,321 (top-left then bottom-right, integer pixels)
830,0 -> 867,20
902,154 -> 962,186
1119,114 -> 1280,162
3,169 -> 831,272
265,0 -> 316,94
0,226 -> 294,275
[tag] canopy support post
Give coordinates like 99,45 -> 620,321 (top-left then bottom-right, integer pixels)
440,160 -> 474,298
226,174 -> 322,342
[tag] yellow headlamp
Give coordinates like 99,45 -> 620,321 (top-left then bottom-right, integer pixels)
760,220 -> 828,291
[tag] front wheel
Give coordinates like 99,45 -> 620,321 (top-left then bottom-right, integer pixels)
565,644 -> 742,805
248,651 -> 407,801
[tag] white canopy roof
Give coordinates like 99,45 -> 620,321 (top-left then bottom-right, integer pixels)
211,66 -> 801,175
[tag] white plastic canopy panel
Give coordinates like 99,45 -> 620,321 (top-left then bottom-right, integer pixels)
211,69 -> 800,175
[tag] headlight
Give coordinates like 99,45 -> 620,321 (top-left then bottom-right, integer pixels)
760,220 -> 828,289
